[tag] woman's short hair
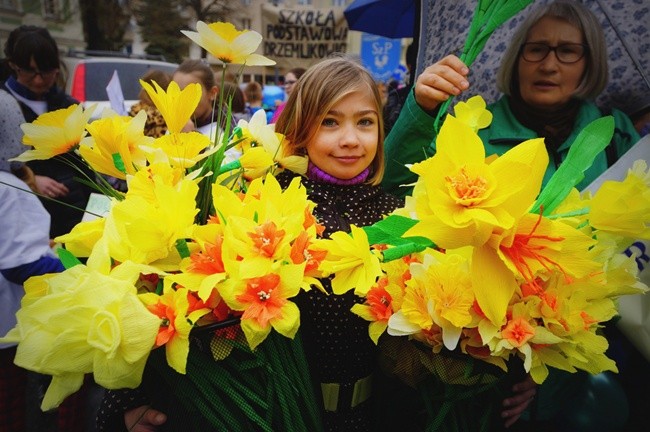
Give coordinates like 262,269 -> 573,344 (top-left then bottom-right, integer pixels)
244,81 -> 263,103
138,69 -> 171,105
275,55 -> 385,185
496,0 -> 608,101
4,25 -> 60,71
174,59 -> 215,90
221,81 -> 246,113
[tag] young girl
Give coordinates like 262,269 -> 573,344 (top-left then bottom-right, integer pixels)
273,56 -> 404,432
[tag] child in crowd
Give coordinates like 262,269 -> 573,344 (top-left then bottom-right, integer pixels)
273,56 -> 404,431
99,55 -> 535,432
129,69 -> 172,138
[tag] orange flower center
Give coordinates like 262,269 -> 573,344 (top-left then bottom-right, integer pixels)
249,221 -> 285,257
502,317 -> 535,347
501,211 -> 566,290
445,167 -> 487,205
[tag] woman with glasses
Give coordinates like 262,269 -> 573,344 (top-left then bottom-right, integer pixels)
1,25 -> 94,239
270,67 -> 306,124
380,1 -> 638,431
382,0 -> 639,197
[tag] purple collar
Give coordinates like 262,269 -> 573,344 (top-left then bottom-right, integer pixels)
307,162 -> 370,185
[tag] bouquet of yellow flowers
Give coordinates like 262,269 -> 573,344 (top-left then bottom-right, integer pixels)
336,95 -> 649,431
0,21 -> 364,431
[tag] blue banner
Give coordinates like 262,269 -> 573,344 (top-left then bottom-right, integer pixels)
360,34 -> 401,82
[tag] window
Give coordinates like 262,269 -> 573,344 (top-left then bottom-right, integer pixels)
0,0 -> 20,11
43,0 -> 62,19
241,18 -> 252,30
296,0 -> 312,5
332,0 -> 346,6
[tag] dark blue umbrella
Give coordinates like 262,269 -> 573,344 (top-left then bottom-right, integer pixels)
344,0 -> 417,39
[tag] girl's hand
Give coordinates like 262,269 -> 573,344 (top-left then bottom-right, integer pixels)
414,54 -> 470,112
501,374 -> 537,428
34,175 -> 69,198
125,405 -> 167,432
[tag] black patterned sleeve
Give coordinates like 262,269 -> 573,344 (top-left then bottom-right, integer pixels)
96,388 -> 149,432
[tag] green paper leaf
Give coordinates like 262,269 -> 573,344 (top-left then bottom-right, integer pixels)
435,0 -> 532,132
363,214 -> 419,244
362,215 -> 437,262
111,152 -> 127,174
56,248 -> 82,270
175,238 -> 191,259
532,116 -> 615,215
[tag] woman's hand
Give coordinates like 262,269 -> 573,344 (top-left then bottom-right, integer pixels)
34,175 -> 69,198
125,405 -> 167,432
501,374 -> 537,428
414,54 -> 470,112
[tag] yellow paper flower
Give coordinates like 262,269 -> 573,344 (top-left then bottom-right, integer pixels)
388,250 -> 475,350
181,21 -> 275,66
351,277 -> 403,344
453,95 -> 493,132
11,104 -> 95,162
405,114 -> 548,249
0,264 -> 160,410
589,160 -> 650,239
104,176 -> 199,266
79,110 -> 151,178
143,132 -> 213,170
220,264 -> 303,349
140,281 -> 208,374
141,80 -> 201,134
54,217 -> 106,257
316,225 -> 383,296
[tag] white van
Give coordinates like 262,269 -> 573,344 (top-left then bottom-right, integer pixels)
61,54 -> 178,118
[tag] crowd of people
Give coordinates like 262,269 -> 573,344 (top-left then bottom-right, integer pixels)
1,0 -> 649,430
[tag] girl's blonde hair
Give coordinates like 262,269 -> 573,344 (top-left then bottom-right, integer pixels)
275,56 -> 385,185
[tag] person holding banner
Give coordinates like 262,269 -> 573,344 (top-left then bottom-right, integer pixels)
1,25 -> 94,238
382,1 -> 640,430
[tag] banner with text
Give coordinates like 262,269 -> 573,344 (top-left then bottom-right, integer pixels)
261,4 -> 349,71
360,34 -> 402,82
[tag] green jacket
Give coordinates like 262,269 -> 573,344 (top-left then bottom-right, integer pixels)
383,91 -> 640,197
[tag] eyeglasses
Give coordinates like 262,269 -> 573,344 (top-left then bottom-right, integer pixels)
521,43 -> 587,64
284,80 -> 297,86
14,66 -> 59,81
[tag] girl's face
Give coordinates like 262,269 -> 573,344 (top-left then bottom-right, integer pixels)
517,16 -> 586,110
173,71 -> 217,122
307,90 -> 379,180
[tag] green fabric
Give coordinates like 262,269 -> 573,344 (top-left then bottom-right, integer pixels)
383,93 -> 640,198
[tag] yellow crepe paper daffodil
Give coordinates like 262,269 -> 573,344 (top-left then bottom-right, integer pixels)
316,225 -> 382,296
181,21 -> 275,66
141,80 -> 201,134
405,115 -> 548,249
142,132 -> 213,170
351,277 -> 403,344
453,95 -> 493,133
0,264 -> 160,410
11,104 -> 95,162
589,160 -> 650,240
79,110 -> 151,179
54,217 -> 106,257
231,110 -> 308,176
220,264 -> 303,349
140,280 -> 209,374
104,177 -> 198,266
